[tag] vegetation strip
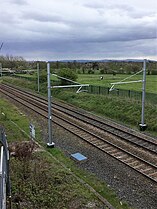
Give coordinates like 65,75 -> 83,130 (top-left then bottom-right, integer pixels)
5,118 -> 116,208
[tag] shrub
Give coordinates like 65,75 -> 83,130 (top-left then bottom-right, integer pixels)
88,69 -> 94,74
99,69 -> 105,74
151,70 -> 157,75
58,68 -> 78,85
39,70 -> 47,82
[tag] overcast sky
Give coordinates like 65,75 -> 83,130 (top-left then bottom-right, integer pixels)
0,0 -> 157,61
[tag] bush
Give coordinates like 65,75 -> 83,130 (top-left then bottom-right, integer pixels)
99,69 -> 105,74
151,70 -> 157,75
88,69 -> 94,74
58,68 -> 78,85
39,70 -> 47,83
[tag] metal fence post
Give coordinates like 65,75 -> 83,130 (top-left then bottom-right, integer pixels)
108,87 -> 110,95
128,90 -> 131,98
98,86 -> 100,94
0,63 -> 2,78
0,128 -> 11,209
117,89 -> 119,96
37,62 -> 40,93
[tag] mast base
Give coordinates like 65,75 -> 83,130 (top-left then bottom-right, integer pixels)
139,124 -> 147,131
47,142 -> 55,148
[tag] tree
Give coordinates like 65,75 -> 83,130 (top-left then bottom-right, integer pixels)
56,61 -> 60,69
58,68 -> 78,85
132,65 -> 140,73
0,54 -> 27,70
39,70 -> 47,82
92,62 -> 99,70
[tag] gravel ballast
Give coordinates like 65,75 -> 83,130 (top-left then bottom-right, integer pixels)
53,124 -> 157,209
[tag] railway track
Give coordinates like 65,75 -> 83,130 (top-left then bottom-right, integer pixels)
1,83 -> 157,184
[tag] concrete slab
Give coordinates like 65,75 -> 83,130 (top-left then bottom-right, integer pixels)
71,152 -> 87,162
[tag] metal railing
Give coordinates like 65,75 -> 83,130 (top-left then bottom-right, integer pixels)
80,85 -> 157,104
0,127 -> 11,209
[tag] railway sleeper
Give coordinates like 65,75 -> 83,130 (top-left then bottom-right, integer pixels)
127,160 -> 140,166
140,142 -> 150,147
100,146 -> 114,152
142,167 -> 154,173
104,147 -> 115,152
99,144 -> 110,149
148,171 -> 157,177
86,138 -> 99,144
141,168 -> 155,175
112,152 -> 125,158
80,133 -> 91,138
107,149 -> 119,154
133,164 -> 146,170
95,140 -> 106,145
72,130 -> 83,135
121,157 -> 134,164
116,154 -> 128,160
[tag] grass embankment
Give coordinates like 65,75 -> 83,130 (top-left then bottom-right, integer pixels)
0,96 -> 132,208
2,76 -> 157,135
53,91 -> 157,134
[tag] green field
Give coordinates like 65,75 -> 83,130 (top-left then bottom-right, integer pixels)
77,74 -> 157,94
13,73 -> 157,94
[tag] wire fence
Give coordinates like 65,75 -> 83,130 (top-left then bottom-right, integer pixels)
0,127 -> 11,209
11,74 -> 157,104
82,85 -> 157,104
12,74 -> 37,81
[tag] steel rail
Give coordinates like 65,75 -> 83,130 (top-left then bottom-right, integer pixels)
1,84 -> 157,155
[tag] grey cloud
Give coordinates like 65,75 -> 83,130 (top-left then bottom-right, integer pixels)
65,18 -> 156,44
84,2 -> 105,9
4,37 -> 156,60
0,12 -> 19,24
0,0 -> 156,60
22,12 -> 63,23
106,4 -> 134,12
9,0 -> 28,5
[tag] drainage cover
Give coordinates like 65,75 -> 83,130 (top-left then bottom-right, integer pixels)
71,152 -> 87,161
